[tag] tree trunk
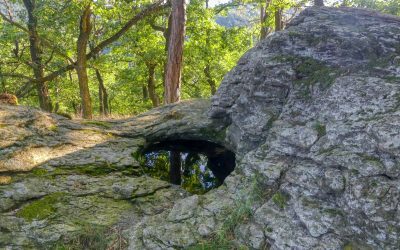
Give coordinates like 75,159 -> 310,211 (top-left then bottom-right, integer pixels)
0,66 -> 6,93
142,85 -> 149,101
76,5 -> 93,119
164,0 -> 186,104
275,8 -> 283,31
204,0 -> 216,95
314,0 -> 324,6
164,0 -> 186,183
260,0 -> 272,39
204,65 -> 216,95
169,151 -> 181,185
23,0 -> 52,112
147,63 -> 160,107
95,68 -> 108,116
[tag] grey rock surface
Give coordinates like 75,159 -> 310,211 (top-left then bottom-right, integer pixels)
1,6 -> 400,250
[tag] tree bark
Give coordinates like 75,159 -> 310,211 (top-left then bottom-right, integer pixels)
23,0 -> 52,112
260,0 -> 272,39
0,66 -> 6,93
204,0 -> 216,95
314,0 -> 324,6
142,85 -> 149,101
164,0 -> 186,183
274,8 -> 283,31
164,0 -> 186,104
146,63 -> 160,107
95,68 -> 109,116
204,65 -> 216,95
76,5 -> 93,119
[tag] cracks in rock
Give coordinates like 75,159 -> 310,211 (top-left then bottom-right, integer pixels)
131,184 -> 171,199
1,194 -> 47,214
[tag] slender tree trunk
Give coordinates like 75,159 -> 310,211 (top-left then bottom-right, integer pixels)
76,5 -> 93,119
165,0 -> 186,183
314,0 -> 324,6
0,66 -> 6,92
164,0 -> 186,104
204,65 -> 216,95
142,85 -> 149,101
260,0 -> 272,39
204,0 -> 216,95
147,63 -> 160,107
95,68 -> 108,116
23,0 -> 52,111
274,8 -> 283,31
169,151 -> 181,185
162,13 -> 172,97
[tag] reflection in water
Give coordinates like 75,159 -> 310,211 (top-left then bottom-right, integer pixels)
139,140 -> 235,194
142,151 -> 219,194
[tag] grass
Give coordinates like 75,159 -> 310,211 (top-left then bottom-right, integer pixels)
313,122 -> 326,138
48,124 -> 58,132
189,175 -> 267,249
272,192 -> 289,209
53,223 -> 127,250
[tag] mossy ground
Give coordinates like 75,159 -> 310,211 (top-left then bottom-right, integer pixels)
16,192 -> 65,221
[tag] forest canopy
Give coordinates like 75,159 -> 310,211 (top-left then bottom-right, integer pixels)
0,0 -> 398,118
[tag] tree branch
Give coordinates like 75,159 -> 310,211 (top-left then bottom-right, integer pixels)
0,10 -> 74,64
5,0 -> 169,86
87,0 -> 168,59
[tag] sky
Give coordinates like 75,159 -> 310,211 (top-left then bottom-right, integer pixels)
209,0 -> 231,7
208,0 -> 339,8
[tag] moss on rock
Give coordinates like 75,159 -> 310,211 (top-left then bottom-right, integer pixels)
16,192 -> 65,221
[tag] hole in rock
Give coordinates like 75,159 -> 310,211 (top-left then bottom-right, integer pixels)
139,140 -> 235,194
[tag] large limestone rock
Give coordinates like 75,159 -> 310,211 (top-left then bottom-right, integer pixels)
1,6 -> 400,250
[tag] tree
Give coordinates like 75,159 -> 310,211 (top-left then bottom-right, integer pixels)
164,0 -> 186,185
164,0 -> 186,104
260,0 -> 272,39
76,4 -> 93,119
23,0 -> 52,111
274,7 -> 283,31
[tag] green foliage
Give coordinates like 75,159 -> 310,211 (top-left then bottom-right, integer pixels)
314,122 -> 326,138
16,192 -> 65,221
0,0 -> 254,115
347,0 -> 400,15
272,192 -> 289,209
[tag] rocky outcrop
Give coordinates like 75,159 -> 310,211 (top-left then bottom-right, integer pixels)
1,6 -> 400,250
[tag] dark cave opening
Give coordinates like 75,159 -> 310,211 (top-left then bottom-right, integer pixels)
139,140 -> 236,194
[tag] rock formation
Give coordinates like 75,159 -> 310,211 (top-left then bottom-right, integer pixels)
1,7 -> 400,249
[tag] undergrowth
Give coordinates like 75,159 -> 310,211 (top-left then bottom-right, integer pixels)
189,174 -> 266,249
